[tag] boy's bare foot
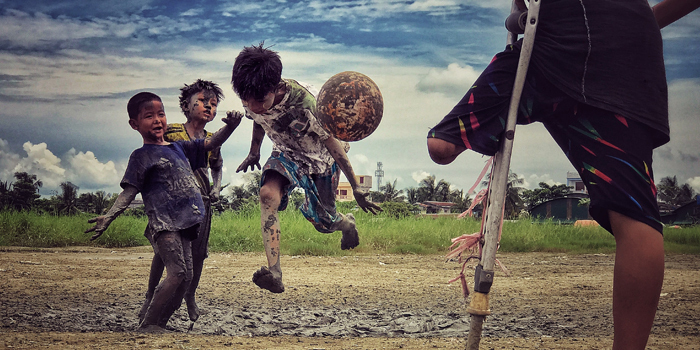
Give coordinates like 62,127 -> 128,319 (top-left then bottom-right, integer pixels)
138,298 -> 151,324
341,213 -> 359,250
186,297 -> 200,322
137,324 -> 170,334
252,266 -> 285,293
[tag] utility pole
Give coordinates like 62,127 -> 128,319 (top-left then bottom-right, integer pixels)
375,162 -> 384,191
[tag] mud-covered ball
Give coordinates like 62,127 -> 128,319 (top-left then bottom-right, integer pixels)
316,71 -> 383,142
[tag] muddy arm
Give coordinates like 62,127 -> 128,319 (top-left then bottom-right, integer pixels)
205,111 -> 243,151
237,122 -> 265,173
85,185 -> 138,241
324,137 -> 381,215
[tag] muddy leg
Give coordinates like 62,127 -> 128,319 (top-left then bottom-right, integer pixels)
140,231 -> 190,331
338,213 -> 359,250
185,248 -> 204,321
157,237 -> 193,328
139,253 -> 164,324
253,172 -> 286,293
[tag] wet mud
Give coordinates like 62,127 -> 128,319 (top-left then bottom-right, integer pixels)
1,247 -> 698,349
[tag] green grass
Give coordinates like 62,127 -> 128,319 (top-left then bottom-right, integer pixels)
1,208 -> 699,255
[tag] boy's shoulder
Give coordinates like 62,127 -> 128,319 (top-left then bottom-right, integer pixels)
282,79 -> 316,111
165,123 -> 189,142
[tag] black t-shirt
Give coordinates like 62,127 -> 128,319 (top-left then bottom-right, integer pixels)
531,0 -> 668,146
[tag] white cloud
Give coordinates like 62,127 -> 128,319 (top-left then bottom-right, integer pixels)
523,173 -> 560,189
416,63 -> 481,97
0,10 -> 209,49
0,139 -> 122,195
64,149 -> 121,190
412,170 -> 431,184
687,176 -> 700,193
180,8 -> 203,16
10,142 -> 65,190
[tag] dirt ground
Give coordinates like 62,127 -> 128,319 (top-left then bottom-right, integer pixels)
0,246 -> 698,350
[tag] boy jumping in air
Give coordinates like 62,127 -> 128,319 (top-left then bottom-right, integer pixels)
86,92 -> 242,332
231,43 -> 381,293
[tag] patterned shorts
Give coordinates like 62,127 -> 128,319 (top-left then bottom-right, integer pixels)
261,151 -> 342,233
428,44 -> 663,234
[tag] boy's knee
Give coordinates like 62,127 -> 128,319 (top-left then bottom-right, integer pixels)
259,184 -> 282,209
427,138 -> 464,165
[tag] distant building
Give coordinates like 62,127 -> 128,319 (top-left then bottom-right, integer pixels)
336,175 -> 372,202
567,171 -> 587,194
661,195 -> 700,226
529,192 -> 592,223
417,201 -> 456,214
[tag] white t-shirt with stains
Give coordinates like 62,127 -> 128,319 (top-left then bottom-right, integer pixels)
245,78 -> 348,175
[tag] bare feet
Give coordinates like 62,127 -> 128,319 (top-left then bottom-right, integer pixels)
340,213 -> 359,250
252,266 -> 285,293
186,297 -> 200,322
138,299 -> 150,324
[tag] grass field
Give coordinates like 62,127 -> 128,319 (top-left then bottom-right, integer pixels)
1,206 -> 699,255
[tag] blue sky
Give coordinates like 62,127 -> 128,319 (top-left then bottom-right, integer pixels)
0,0 -> 698,198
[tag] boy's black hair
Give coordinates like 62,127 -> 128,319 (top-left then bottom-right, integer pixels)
231,43 -> 283,101
179,79 -> 224,114
127,92 -> 162,120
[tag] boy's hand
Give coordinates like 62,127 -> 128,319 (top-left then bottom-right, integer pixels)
85,216 -> 110,241
224,110 -> 244,129
209,188 -> 220,204
354,190 -> 382,215
237,153 -> 261,173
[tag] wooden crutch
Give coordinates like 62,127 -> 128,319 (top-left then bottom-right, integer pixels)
465,0 -> 541,349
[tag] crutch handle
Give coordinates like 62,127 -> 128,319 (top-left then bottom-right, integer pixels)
505,10 -> 528,34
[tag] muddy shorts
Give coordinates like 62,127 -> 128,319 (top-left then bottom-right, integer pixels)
261,151 -> 343,233
428,43 -> 663,234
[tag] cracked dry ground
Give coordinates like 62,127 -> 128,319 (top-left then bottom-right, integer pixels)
0,247 -> 698,349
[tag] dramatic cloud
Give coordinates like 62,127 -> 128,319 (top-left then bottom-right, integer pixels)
0,139 -> 122,195
416,63 -> 481,97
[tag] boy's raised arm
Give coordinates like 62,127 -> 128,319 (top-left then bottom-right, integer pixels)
85,184 -> 139,241
205,110 -> 244,151
323,137 -> 382,215
237,122 -> 265,173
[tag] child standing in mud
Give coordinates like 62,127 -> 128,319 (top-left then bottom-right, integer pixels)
138,80 -> 225,325
86,91 -> 242,332
231,43 -> 382,293
426,0 -> 699,349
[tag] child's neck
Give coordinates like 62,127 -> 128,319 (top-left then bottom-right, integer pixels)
143,136 -> 168,145
184,120 -> 207,140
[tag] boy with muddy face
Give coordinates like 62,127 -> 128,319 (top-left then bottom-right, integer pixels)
138,80 -> 225,325
230,43 -> 382,294
85,92 -> 242,333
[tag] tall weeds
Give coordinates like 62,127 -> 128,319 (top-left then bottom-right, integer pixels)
1,209 -> 698,255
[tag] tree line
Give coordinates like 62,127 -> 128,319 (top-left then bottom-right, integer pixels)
1,171 -> 696,219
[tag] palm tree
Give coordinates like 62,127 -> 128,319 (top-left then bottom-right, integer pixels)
405,187 -> 419,204
658,176 -> 697,207
92,191 -> 110,215
58,182 -> 80,215
0,180 -> 12,209
417,175 -> 438,202
10,172 -> 42,210
380,179 -> 405,202
481,171 -> 526,219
